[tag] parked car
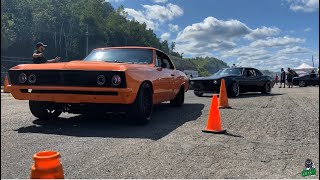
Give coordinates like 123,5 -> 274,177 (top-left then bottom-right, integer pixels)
189,67 -> 274,97
7,47 -> 189,125
292,73 -> 319,87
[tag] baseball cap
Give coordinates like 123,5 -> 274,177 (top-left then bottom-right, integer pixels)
36,42 -> 47,48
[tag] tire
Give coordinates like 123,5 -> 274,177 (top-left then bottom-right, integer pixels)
194,91 -> 203,97
170,86 -> 185,107
227,82 -> 239,97
29,101 -> 62,120
128,82 -> 153,125
261,81 -> 272,94
299,81 -> 307,87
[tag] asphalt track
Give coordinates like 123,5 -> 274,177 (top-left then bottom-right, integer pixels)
1,86 -> 319,178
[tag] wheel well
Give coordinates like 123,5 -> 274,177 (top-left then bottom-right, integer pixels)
141,80 -> 153,94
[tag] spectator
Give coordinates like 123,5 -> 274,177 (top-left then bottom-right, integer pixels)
32,42 -> 60,64
279,68 -> 286,88
286,68 -> 293,88
311,69 -> 315,74
275,74 -> 279,85
231,64 -> 236,68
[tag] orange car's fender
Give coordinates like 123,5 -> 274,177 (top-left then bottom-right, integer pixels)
172,70 -> 189,96
125,66 -> 162,104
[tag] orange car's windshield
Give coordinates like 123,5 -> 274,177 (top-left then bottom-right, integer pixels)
83,49 -> 153,64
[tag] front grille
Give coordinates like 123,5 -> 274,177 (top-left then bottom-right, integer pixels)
192,80 -> 220,91
9,70 -> 126,88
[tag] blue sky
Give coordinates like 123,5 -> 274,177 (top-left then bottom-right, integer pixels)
107,0 -> 319,71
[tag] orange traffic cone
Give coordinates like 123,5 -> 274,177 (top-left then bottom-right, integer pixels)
218,79 -> 231,109
3,75 -> 10,93
30,151 -> 64,179
202,95 -> 227,134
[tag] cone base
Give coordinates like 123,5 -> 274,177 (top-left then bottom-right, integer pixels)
202,129 -> 227,134
218,106 -> 232,109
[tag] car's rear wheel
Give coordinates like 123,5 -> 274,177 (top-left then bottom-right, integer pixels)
227,82 -> 239,97
194,91 -> 203,97
170,86 -> 185,106
261,81 -> 272,94
299,80 -> 307,87
128,82 -> 153,125
29,101 -> 62,119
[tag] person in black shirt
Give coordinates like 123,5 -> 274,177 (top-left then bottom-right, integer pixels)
279,68 -> 286,88
32,42 -> 60,64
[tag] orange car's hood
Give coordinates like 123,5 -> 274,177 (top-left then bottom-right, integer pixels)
10,60 -> 152,71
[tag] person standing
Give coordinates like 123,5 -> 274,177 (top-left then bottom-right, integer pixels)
32,42 -> 60,64
279,68 -> 286,88
275,74 -> 279,85
286,68 -> 293,88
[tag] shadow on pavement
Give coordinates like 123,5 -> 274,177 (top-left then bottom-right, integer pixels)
14,103 -> 204,140
202,93 -> 283,99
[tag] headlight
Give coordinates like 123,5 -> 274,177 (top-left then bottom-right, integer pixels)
190,81 -> 194,85
97,75 -> 106,85
18,73 -> 27,83
213,80 -> 218,84
111,75 -> 121,86
28,74 -> 36,83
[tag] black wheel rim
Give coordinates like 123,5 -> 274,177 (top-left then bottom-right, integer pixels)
299,81 -> 305,86
233,83 -> 239,96
142,88 -> 152,118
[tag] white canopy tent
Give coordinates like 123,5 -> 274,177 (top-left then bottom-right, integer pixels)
292,63 -> 317,73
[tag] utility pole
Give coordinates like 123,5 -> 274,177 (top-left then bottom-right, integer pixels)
312,55 -> 314,67
85,24 -> 89,55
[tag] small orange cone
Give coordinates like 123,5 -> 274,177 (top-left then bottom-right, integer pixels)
218,79 -> 231,109
3,75 -> 10,93
30,151 -> 64,179
202,95 -> 227,134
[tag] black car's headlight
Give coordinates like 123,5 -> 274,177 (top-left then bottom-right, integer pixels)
190,81 -> 195,85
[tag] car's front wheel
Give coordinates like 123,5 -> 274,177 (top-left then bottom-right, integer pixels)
128,82 -> 153,125
170,86 -> 185,106
194,91 -> 203,97
29,101 -> 62,119
227,82 -> 239,97
261,81 -> 272,94
299,80 -> 307,87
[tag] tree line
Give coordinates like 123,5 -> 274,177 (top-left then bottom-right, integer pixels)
1,0 -> 228,76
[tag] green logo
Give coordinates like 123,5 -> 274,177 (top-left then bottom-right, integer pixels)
302,159 -> 316,177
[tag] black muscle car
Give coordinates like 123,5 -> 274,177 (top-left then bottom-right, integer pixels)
190,67 -> 274,97
292,73 -> 319,87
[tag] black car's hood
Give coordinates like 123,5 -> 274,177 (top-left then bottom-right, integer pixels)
191,74 -> 240,80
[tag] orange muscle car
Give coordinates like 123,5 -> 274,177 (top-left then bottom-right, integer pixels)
7,47 -> 189,124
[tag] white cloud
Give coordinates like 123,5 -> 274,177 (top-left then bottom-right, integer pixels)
160,32 -> 171,41
249,36 -> 305,48
168,24 -> 179,32
277,46 -> 310,54
124,8 -> 158,29
304,27 -> 312,32
176,17 -> 250,42
153,0 -> 168,3
286,0 -> 319,12
245,27 -> 280,40
105,0 -> 124,2
124,3 -> 183,30
142,3 -> 183,23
